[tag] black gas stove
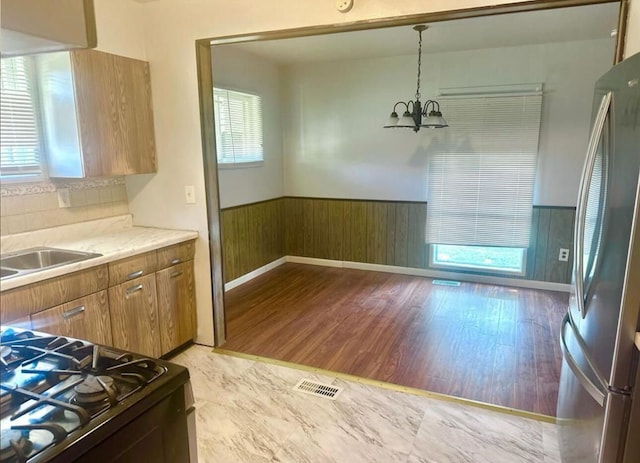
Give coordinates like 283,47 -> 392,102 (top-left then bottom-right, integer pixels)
0,326 -> 195,463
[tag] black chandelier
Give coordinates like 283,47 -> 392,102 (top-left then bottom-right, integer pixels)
384,25 -> 448,132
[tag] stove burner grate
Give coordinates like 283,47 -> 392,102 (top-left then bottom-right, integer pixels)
0,430 -> 33,463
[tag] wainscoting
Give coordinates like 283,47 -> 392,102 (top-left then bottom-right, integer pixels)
219,197 -> 575,285
220,198 -> 284,282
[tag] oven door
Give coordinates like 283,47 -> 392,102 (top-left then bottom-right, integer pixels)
73,385 -> 191,463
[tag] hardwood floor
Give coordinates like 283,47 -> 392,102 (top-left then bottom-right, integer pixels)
223,263 -> 568,416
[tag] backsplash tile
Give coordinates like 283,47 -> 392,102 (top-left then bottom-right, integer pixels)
0,177 -> 129,236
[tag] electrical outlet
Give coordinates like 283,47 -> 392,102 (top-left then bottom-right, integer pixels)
559,248 -> 570,262
184,185 -> 196,204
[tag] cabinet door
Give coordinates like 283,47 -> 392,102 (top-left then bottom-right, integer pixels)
108,274 -> 161,358
71,49 -> 157,176
156,262 -> 196,354
30,291 -> 112,345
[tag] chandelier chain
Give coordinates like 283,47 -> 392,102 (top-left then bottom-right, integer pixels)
415,28 -> 422,101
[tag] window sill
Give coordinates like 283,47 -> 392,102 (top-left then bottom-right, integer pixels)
0,174 -> 48,184
217,161 -> 264,170
429,261 -> 526,277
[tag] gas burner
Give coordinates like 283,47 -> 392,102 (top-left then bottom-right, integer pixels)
72,375 -> 118,408
0,430 -> 33,463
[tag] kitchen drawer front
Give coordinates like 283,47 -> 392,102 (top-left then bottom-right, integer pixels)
108,274 -> 160,357
156,240 -> 195,269
108,251 -> 157,286
0,265 -> 108,322
31,290 -> 112,345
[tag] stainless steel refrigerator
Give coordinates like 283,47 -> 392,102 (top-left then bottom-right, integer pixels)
557,51 -> 640,463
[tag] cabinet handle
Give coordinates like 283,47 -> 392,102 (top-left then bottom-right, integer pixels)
170,270 -> 184,279
125,284 -> 143,297
126,270 -> 144,280
63,305 -> 86,319
170,258 -> 181,265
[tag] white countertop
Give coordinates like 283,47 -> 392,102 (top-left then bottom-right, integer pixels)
1,215 -> 198,292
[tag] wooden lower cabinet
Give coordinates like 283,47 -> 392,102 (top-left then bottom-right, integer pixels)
30,290 -> 112,345
156,261 -> 196,354
108,274 -> 161,358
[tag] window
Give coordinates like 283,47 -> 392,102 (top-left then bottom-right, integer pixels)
427,89 -> 542,254
1,56 -> 45,179
213,87 -> 263,165
431,244 -> 526,275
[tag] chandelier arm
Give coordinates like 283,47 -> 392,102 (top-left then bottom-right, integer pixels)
392,101 -> 409,113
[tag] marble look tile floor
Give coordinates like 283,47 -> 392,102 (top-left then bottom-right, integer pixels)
171,345 -> 560,463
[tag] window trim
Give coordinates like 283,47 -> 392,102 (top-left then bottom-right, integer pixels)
429,244 -> 527,277
0,55 -> 48,182
213,86 -> 264,168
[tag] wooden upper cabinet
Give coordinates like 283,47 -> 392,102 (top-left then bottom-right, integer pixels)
36,50 -> 157,178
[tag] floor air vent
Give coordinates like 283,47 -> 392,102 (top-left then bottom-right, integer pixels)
293,379 -> 342,400
432,279 -> 461,286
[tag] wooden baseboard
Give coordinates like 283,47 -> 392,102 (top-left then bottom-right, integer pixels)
224,255 -> 571,293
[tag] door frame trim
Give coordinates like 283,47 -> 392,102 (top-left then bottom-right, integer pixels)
194,0 -> 627,347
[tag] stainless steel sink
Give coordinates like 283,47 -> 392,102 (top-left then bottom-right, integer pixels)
0,247 -> 102,280
0,268 -> 18,279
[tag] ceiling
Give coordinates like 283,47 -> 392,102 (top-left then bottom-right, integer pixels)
221,3 -> 619,64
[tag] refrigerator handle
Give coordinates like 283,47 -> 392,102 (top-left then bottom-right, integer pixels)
574,92 -> 612,319
560,314 -> 608,406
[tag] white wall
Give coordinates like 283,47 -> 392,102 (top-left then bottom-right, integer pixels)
626,0 -> 640,58
282,38 -> 614,207
93,0 -> 146,60
211,47 -> 284,209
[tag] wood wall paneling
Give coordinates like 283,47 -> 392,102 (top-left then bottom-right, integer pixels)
220,197 -> 574,285
528,207 -> 575,284
408,203 -> 427,269
348,201 -> 368,263
546,209 -> 575,283
220,198 -> 286,283
394,203 -> 410,268
366,202 -> 388,265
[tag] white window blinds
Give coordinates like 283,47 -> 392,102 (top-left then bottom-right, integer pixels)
213,88 -> 263,164
1,56 -> 44,178
426,93 -> 542,248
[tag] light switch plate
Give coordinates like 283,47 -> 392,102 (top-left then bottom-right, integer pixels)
184,185 -> 196,204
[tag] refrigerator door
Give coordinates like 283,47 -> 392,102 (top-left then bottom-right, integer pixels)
558,313 -> 632,463
568,53 -> 640,389
558,53 -> 640,463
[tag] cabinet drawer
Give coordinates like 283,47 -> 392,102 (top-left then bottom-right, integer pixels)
0,265 -> 108,322
108,251 -> 157,286
156,240 -> 195,269
31,291 -> 112,345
